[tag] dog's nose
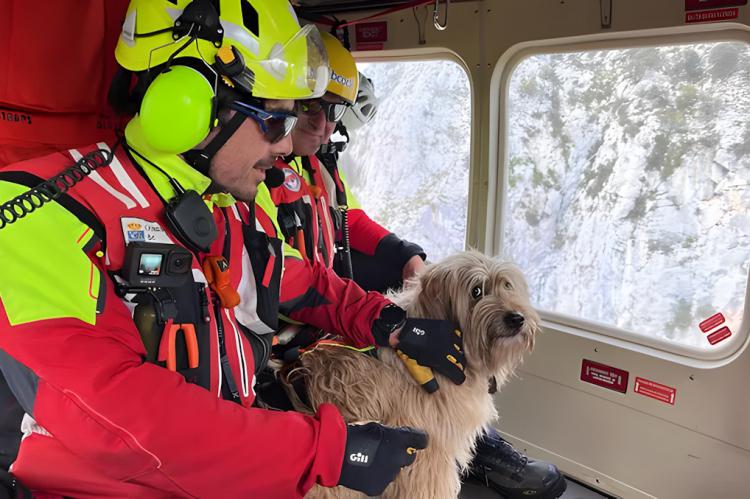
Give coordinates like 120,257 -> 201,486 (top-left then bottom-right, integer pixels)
504,312 -> 525,329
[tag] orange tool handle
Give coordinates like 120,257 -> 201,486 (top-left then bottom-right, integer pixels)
166,323 -> 199,372
203,256 -> 240,308
308,184 -> 322,199
295,228 -> 308,260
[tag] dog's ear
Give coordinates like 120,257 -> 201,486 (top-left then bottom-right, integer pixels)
413,264 -> 454,321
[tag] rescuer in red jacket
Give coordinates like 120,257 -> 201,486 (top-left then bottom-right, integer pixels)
0,1 -> 469,496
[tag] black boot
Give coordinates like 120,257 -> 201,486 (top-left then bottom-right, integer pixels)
468,428 -> 566,499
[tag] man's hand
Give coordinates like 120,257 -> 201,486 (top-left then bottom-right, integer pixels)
392,318 -> 466,386
337,422 -> 428,496
401,255 -> 426,281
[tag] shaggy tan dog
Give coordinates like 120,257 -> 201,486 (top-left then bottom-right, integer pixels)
289,251 -> 539,498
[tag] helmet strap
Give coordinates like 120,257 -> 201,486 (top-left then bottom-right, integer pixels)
182,111 -> 247,175
335,121 -> 350,144
320,122 -> 349,156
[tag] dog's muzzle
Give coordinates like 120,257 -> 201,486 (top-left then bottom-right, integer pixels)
503,312 -> 525,330
494,311 -> 525,337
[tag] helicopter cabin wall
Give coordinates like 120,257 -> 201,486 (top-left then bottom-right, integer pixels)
325,1 -> 750,497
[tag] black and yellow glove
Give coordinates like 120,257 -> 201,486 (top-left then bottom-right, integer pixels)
338,422 -> 429,496
397,318 -> 466,390
371,306 -> 466,392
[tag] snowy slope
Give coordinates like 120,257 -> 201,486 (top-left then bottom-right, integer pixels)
339,60 -> 471,262
504,43 -> 750,347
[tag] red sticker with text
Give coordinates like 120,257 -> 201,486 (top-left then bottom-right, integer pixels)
356,22 -> 388,43
581,359 -> 629,393
707,326 -> 732,345
685,0 -> 746,11
686,7 -> 739,22
699,312 -> 725,333
634,377 -> 676,405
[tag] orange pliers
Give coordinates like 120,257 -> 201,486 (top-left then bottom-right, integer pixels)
158,321 -> 199,372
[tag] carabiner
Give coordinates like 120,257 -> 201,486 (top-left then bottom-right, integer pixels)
433,0 -> 449,31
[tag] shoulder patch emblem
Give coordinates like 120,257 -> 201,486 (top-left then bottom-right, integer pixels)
283,168 -> 302,192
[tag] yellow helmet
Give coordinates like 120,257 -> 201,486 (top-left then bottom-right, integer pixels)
320,31 -> 358,105
115,0 -> 329,100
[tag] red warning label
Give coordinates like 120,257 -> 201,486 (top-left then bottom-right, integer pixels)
634,377 -> 676,405
581,359 -> 629,393
356,22 -> 388,43
699,312 -> 725,332
686,7 -> 739,22
707,326 -> 732,345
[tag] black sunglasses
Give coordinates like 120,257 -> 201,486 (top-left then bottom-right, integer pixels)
230,101 -> 298,144
298,98 -> 348,123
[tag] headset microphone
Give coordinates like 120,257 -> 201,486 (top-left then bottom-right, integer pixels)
265,167 -> 285,188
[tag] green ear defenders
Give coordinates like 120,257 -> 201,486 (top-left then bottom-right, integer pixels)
139,61 -> 219,154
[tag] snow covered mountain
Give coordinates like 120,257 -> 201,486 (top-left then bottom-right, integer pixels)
505,42 -> 749,348
339,60 -> 471,263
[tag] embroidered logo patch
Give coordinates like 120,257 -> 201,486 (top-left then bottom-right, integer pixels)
283,168 -> 301,192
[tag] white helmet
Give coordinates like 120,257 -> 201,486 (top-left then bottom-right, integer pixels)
341,72 -> 379,131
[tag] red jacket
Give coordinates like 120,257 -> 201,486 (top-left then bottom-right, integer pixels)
270,155 -> 393,268
270,154 -> 426,292
0,123 -> 392,496
269,156 -> 336,267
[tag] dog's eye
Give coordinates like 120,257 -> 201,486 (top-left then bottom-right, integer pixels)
504,280 -> 514,290
471,286 -> 483,299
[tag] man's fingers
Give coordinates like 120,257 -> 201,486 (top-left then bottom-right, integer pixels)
440,361 -> 466,385
402,427 -> 429,450
446,353 -> 464,371
394,427 -> 429,466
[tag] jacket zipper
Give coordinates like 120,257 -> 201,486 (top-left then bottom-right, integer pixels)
224,309 -> 249,398
215,209 -> 241,403
215,300 -> 241,403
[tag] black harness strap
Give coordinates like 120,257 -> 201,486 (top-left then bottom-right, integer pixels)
182,111 -> 247,176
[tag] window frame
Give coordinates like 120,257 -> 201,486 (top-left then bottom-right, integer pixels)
488,23 -> 750,368
348,47 -> 476,256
